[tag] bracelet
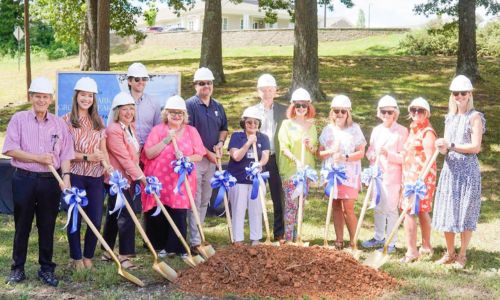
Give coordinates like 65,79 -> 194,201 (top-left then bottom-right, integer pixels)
218,140 -> 225,144
62,172 -> 71,177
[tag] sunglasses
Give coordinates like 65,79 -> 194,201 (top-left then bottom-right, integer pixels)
333,109 -> 348,115
245,120 -> 260,125
294,103 -> 309,109
409,107 -> 426,114
196,81 -> 213,86
380,110 -> 394,115
168,111 -> 184,117
133,77 -> 149,82
452,91 -> 468,96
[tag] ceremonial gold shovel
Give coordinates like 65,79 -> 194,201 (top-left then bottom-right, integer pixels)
252,143 -> 280,246
172,137 -> 216,259
363,150 -> 439,269
48,166 -> 144,287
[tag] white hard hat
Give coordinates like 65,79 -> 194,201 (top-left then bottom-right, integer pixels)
127,62 -> 149,78
29,77 -> 54,94
449,75 -> 473,91
377,95 -> 398,109
164,95 -> 186,111
408,97 -> 430,113
330,95 -> 351,108
74,77 -> 98,94
241,106 -> 262,121
257,74 -> 277,88
193,67 -> 215,81
290,88 -> 312,102
111,92 -> 135,110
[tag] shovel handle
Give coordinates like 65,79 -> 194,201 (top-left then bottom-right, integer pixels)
171,137 -> 208,243
47,166 -> 123,269
380,150 -> 439,253
215,155 -> 234,243
252,142 -> 273,243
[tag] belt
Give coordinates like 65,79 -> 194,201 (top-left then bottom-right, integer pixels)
15,168 -> 59,178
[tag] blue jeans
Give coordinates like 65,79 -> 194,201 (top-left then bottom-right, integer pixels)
67,174 -> 105,260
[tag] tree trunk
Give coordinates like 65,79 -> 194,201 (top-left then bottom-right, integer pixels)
79,20 -> 91,71
200,0 -> 225,84
292,0 -> 325,101
96,0 -> 110,71
456,0 -> 478,82
86,0 -> 98,70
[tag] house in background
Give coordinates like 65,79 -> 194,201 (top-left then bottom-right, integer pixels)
152,0 -> 293,31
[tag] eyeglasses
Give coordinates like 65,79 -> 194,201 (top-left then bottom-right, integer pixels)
133,77 -> 149,82
452,91 -> 468,96
245,120 -> 260,125
196,81 -> 213,86
333,109 -> 348,115
380,110 -> 394,115
168,111 -> 184,117
294,103 -> 309,109
409,107 -> 426,114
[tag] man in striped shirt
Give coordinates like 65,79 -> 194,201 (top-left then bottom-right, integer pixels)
3,77 -> 74,287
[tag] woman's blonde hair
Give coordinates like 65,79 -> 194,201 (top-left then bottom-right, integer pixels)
448,92 -> 474,115
161,109 -> 189,124
329,108 -> 353,127
112,104 -> 136,122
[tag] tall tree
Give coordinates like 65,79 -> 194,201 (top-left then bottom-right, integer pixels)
357,9 -> 365,28
200,0 -> 225,84
414,0 -> 499,82
96,0 -> 110,70
0,0 -> 23,56
292,0 -> 322,99
144,2 -> 159,27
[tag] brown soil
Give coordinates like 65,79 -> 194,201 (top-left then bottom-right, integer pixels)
176,244 -> 398,299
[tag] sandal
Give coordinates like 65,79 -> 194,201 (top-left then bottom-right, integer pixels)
452,255 -> 467,269
72,259 -> 84,270
436,252 -> 456,265
119,257 -> 138,270
100,252 -> 112,262
334,241 -> 344,250
418,247 -> 434,256
400,254 -> 420,263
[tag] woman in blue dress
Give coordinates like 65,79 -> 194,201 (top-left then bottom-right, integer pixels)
433,75 -> 486,269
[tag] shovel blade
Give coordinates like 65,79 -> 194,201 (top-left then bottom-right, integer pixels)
182,254 -> 204,268
363,250 -> 389,269
344,248 -> 362,260
264,241 -> 280,246
203,244 -> 216,257
153,262 -> 178,282
118,269 -> 145,287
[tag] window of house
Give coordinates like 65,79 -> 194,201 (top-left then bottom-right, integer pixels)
222,18 -> 228,31
188,20 -> 194,31
240,19 -> 244,30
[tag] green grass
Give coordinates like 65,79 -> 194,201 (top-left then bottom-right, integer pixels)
0,35 -> 499,299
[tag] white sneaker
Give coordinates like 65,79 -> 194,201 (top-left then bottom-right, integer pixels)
157,249 -> 167,258
251,240 -> 260,246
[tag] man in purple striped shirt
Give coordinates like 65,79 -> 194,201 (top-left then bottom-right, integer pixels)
3,77 -> 74,287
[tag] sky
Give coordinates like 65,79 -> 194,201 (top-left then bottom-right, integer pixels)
324,0 -> 495,28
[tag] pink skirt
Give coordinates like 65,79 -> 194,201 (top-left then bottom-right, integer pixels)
336,185 -> 359,200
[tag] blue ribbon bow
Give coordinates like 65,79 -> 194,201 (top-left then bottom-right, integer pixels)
361,165 -> 383,209
321,164 -> 347,199
245,162 -> 270,200
108,170 -> 130,215
291,165 -> 318,200
145,176 -> 163,217
403,178 -> 427,215
171,157 -> 194,195
210,170 -> 237,207
63,187 -> 88,234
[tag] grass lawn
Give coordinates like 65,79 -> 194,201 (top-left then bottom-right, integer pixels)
0,35 -> 499,299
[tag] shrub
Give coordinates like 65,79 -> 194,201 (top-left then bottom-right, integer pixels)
398,20 -> 499,57
47,48 -> 67,60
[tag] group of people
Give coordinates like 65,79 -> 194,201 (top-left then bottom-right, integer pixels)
3,60 -> 485,287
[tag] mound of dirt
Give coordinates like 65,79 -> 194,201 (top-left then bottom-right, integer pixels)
176,244 -> 398,299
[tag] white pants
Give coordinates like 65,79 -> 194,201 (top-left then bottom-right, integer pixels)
373,183 -> 400,246
188,157 -> 216,246
228,183 -> 263,242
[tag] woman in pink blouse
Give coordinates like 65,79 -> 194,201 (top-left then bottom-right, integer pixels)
62,77 -> 112,270
102,92 -> 146,270
362,95 -> 408,253
142,95 -> 206,257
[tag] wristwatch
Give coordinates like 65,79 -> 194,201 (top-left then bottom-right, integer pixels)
345,154 -> 349,162
449,143 -> 456,151
83,154 -> 88,161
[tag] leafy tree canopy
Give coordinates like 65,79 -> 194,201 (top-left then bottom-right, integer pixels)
414,0 -> 499,17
